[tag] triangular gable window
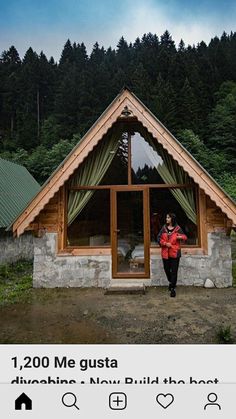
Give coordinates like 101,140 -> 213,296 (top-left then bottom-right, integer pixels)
67,121 -> 196,226
66,121 -> 198,248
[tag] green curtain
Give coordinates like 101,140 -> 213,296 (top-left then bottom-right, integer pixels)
67,123 -> 197,227
67,127 -> 122,226
139,128 -> 197,224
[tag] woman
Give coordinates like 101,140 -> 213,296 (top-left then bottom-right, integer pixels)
157,213 -> 187,297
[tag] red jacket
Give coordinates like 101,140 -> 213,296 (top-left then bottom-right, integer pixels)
157,225 -> 187,259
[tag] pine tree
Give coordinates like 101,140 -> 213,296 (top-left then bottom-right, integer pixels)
150,74 -> 177,132
208,81 -> 236,171
131,63 -> 152,103
54,64 -> 80,139
137,33 -> 160,81
1,45 -> 21,66
175,78 -> 200,132
0,46 -> 21,147
59,39 -> 74,67
160,30 -> 176,52
15,48 -> 41,149
178,39 -> 185,52
116,37 -> 132,84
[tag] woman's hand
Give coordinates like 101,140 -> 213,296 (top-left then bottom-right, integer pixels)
165,242 -> 172,248
177,235 -> 183,240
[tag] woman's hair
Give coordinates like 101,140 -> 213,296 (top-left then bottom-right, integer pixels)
166,212 -> 177,226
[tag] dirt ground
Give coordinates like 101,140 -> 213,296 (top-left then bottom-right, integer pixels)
0,286 -> 236,344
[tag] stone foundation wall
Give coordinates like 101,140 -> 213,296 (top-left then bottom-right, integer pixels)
0,231 -> 34,265
33,232 -> 232,288
151,232 -> 232,288
33,233 -> 111,288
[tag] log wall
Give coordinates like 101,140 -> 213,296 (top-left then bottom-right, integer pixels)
206,196 -> 228,232
27,192 -> 59,234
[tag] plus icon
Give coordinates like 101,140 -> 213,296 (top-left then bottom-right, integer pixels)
109,392 -> 127,410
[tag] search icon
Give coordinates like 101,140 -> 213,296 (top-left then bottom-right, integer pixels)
62,392 -> 80,410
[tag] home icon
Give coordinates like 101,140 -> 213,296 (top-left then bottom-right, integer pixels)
15,393 -> 32,410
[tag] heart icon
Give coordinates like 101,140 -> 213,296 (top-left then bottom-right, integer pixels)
156,393 -> 174,409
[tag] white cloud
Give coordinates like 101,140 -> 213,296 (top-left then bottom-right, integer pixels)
1,0 -> 235,61
106,0 -> 236,47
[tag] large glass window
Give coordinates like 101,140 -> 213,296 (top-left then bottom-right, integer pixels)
65,121 -> 200,249
116,190 -> 145,273
69,122 -> 193,188
150,188 -> 198,245
67,189 -> 110,246
131,132 -> 164,184
100,132 -> 128,185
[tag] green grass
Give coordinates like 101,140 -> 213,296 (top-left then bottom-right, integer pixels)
0,260 -> 33,306
216,325 -> 234,344
233,262 -> 236,287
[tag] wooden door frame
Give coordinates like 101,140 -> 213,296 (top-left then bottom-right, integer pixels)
111,186 -> 150,278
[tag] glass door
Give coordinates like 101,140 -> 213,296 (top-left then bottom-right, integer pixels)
112,188 -> 150,278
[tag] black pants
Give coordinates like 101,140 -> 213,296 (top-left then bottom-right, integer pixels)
163,257 -> 180,289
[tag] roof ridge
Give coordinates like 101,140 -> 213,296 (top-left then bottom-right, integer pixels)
0,156 -> 30,172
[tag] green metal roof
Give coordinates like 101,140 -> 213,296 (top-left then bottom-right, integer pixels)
0,157 -> 40,229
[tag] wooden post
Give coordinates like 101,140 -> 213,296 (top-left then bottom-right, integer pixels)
58,186 -> 65,252
128,132 -> 132,185
199,188 -> 208,254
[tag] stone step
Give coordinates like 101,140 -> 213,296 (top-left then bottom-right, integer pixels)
105,281 -> 146,295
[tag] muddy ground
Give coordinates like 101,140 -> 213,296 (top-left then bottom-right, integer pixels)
0,286 -> 236,344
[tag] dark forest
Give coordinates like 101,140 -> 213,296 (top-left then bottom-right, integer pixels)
0,31 -> 235,198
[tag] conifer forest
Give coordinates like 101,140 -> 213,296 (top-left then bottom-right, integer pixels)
0,31 -> 235,198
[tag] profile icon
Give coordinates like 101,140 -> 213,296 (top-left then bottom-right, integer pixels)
204,393 -> 221,410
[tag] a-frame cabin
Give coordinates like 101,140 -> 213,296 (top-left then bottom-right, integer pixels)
13,88 -> 236,288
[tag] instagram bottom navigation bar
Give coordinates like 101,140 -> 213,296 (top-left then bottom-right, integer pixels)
1,384 -> 235,418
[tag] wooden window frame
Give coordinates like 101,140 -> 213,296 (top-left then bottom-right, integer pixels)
149,184 -> 201,249
111,186 -> 150,279
58,124 -> 205,255
58,182 -> 204,256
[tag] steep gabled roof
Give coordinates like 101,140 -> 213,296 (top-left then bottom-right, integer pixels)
13,88 -> 236,236
0,157 -> 40,229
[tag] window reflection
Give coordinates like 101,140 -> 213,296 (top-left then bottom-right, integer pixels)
131,132 -> 164,184
150,188 -> 198,245
116,191 -> 145,273
67,189 -> 110,246
101,132 -> 128,185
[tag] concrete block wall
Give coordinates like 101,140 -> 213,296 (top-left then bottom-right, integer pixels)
0,231 -> 34,264
33,232 -> 232,288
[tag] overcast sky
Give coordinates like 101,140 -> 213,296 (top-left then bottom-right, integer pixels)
1,0 -> 235,61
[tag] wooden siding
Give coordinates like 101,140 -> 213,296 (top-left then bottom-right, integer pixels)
206,196 -> 228,232
27,192 -> 59,234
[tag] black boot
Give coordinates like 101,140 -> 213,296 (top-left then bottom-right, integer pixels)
170,288 -> 176,298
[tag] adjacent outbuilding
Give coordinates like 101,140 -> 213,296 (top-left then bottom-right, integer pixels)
0,157 -> 40,264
